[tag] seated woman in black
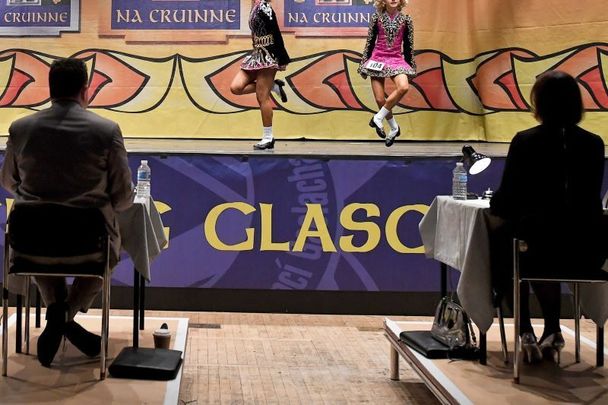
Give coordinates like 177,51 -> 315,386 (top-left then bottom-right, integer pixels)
490,71 -> 606,363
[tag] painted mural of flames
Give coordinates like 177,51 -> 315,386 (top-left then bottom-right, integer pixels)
1,44 -> 607,115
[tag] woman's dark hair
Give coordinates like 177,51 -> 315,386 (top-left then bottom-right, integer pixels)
530,70 -> 583,126
49,58 -> 88,99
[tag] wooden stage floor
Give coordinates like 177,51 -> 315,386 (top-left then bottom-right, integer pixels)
1,309 -> 604,404
0,136 -> 512,158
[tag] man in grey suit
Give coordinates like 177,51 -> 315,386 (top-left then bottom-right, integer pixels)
0,58 -> 133,367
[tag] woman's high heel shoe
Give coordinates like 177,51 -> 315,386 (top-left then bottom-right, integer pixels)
521,332 -> 543,364
539,332 -> 565,364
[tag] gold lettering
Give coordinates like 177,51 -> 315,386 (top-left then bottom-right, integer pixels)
260,203 -> 290,251
339,203 -> 381,252
204,202 -> 255,251
293,204 -> 336,252
385,204 -> 428,253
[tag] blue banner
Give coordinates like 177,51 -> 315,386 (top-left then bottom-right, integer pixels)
0,0 -> 79,36
1,154 -> 607,292
284,0 -> 373,28
111,0 -> 240,30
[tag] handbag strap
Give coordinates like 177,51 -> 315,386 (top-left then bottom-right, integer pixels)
468,320 -> 477,346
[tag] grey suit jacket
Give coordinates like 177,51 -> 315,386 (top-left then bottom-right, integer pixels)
0,99 -> 134,263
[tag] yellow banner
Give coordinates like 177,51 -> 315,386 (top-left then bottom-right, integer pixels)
0,0 -> 607,142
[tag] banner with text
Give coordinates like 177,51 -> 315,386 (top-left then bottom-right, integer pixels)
1,155 -> 607,291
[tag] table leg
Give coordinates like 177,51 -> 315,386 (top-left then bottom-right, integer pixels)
389,345 -> 399,381
598,326 -> 604,367
479,332 -> 487,365
16,295 -> 22,354
35,290 -> 41,328
133,268 -> 140,348
440,262 -> 447,298
139,273 -> 145,331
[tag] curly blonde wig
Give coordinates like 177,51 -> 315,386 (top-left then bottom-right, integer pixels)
373,0 -> 408,13
374,0 -> 408,13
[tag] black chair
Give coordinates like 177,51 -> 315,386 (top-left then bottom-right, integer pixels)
2,203 -> 112,380
512,234 -> 608,383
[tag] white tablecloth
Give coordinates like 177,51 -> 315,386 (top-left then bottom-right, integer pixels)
117,199 -> 167,281
419,196 -> 608,332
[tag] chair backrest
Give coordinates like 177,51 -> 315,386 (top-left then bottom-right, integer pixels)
516,213 -> 608,280
8,203 -> 107,259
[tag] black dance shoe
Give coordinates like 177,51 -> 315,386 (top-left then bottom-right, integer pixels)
37,302 -> 68,368
385,126 -> 401,147
65,321 -> 101,357
253,138 -> 275,150
274,79 -> 288,102
369,116 -> 386,139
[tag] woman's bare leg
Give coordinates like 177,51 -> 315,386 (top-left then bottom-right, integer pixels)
230,69 -> 257,95
371,78 -> 393,120
384,74 -> 409,110
385,74 -> 410,144
369,77 -> 387,138
256,68 -> 276,128
253,68 -> 278,149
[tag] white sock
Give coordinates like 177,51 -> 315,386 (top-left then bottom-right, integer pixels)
388,117 -> 398,130
374,107 -> 390,122
261,126 -> 273,142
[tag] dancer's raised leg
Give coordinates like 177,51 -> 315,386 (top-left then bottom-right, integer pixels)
384,74 -> 409,146
230,69 -> 257,95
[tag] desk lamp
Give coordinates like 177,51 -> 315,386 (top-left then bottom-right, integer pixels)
462,145 -> 491,175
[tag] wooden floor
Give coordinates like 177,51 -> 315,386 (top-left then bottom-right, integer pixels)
2,309 -> 603,404
111,310 -> 600,405
123,310 -> 439,404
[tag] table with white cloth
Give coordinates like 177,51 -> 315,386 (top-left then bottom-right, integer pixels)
117,198 -> 167,347
419,196 -> 608,362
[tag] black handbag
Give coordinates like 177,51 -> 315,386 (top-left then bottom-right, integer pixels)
400,330 -> 450,359
430,296 -> 479,358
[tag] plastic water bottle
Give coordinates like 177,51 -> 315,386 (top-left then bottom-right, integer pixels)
136,160 -> 151,199
452,162 -> 467,200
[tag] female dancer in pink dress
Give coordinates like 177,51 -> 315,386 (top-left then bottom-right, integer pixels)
358,0 -> 416,146
230,0 -> 290,150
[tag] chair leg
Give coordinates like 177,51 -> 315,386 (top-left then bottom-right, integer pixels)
2,284 -> 8,377
574,283 -> 581,363
597,326 -> 604,367
100,275 -> 109,381
35,289 -> 41,329
24,277 -> 30,355
513,239 -> 521,383
497,306 -> 508,364
3,242 -> 10,377
15,295 -> 21,354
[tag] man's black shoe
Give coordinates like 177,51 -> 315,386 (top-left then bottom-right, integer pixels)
65,321 -> 101,357
37,302 -> 68,368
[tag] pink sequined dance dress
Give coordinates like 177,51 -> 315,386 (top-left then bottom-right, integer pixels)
358,11 -> 416,78
241,0 -> 290,71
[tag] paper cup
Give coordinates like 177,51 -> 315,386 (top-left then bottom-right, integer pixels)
153,328 -> 171,349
